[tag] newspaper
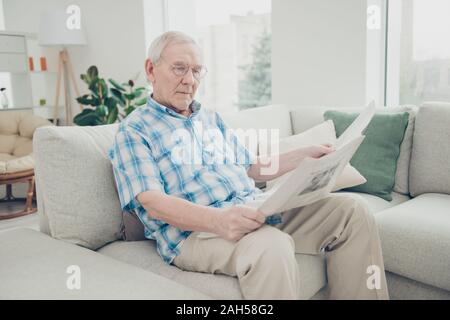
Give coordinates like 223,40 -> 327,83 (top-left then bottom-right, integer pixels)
197,102 -> 375,239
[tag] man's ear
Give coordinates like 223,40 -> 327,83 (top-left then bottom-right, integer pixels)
145,58 -> 156,84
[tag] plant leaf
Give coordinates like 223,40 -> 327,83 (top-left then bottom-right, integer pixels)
87,66 -> 99,81
133,88 -> 146,98
76,94 -> 90,104
124,93 -> 135,100
111,88 -> 126,106
88,78 -> 100,96
135,97 -> 147,106
76,95 -> 101,106
106,106 -> 119,124
125,106 -> 135,116
98,79 -> 109,99
95,104 -> 108,118
80,74 -> 90,85
108,79 -> 126,92
73,109 -> 102,126
104,97 -> 117,110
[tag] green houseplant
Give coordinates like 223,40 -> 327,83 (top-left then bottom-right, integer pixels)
73,66 -> 148,126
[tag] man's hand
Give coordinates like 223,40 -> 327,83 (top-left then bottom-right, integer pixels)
299,144 -> 335,159
214,205 -> 266,242
248,143 -> 335,183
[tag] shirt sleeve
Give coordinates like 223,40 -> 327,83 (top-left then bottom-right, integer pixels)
214,112 -> 255,170
109,126 -> 164,211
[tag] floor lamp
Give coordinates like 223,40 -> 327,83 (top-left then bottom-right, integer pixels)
39,11 -> 87,125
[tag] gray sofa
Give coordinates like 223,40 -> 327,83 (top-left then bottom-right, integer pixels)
1,101 -> 449,299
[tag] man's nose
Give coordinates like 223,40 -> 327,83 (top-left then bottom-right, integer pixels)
181,68 -> 195,85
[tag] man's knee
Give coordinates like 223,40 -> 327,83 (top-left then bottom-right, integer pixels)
332,194 -> 371,216
335,194 -> 376,231
236,226 -> 300,299
239,226 -> 296,264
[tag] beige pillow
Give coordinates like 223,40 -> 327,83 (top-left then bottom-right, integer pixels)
260,120 -> 367,191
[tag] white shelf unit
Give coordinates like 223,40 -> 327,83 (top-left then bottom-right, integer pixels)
0,31 -> 61,122
0,32 -> 33,109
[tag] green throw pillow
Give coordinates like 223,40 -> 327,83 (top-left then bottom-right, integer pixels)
324,111 -> 409,201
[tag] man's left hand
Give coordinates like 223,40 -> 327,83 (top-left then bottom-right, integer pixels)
300,144 -> 335,159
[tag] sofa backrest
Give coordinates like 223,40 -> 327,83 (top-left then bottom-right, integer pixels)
409,101 -> 450,197
220,104 -> 293,155
34,124 -> 123,250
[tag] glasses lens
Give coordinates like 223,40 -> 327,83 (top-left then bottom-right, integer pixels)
171,64 -> 207,79
195,66 -> 207,79
173,65 -> 188,76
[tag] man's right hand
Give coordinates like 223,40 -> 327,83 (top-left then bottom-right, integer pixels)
214,205 -> 266,242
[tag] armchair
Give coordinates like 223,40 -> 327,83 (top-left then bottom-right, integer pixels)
0,111 -> 52,219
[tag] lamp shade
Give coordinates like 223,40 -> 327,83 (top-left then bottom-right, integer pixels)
38,10 -> 87,46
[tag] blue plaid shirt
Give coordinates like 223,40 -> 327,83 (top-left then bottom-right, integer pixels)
109,97 -> 281,264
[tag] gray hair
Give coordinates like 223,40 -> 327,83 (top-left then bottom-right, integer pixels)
147,31 -> 199,64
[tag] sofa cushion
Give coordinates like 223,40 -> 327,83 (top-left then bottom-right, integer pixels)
290,106 -> 418,196
410,102 -> 450,197
338,191 -> 410,215
391,106 -> 418,195
0,154 -> 34,174
98,239 -> 327,300
375,193 -> 450,291
33,124 -> 123,250
386,271 -> 450,300
324,111 -> 409,201
0,228 -> 209,299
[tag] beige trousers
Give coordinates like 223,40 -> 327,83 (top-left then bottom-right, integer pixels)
173,193 -> 389,300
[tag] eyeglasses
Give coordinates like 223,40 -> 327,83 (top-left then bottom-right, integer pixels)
159,56 -> 208,80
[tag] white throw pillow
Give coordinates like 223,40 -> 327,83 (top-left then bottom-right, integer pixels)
260,120 -> 367,191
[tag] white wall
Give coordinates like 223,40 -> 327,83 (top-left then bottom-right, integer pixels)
272,0 -> 368,108
3,0 -> 151,122
167,0 -> 197,36
143,0 -> 167,53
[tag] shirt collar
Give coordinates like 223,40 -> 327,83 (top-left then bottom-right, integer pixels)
147,95 -> 202,119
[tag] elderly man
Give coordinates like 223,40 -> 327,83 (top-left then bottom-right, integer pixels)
109,31 -> 389,300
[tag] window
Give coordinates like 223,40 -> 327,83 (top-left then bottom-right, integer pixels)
387,0 -> 450,105
166,0 -> 271,112
448,67 -> 450,86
